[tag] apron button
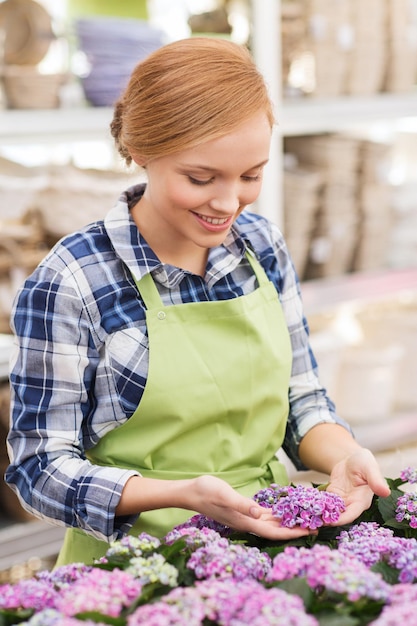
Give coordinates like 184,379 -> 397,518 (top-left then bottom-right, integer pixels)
157,311 -> 166,320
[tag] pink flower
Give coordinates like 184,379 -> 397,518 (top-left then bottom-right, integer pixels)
0,579 -> 58,611
195,578 -> 319,625
400,467 -> 417,484
395,492 -> 417,528
266,544 -> 390,603
187,538 -> 271,581
253,484 -> 345,529
55,568 -> 142,618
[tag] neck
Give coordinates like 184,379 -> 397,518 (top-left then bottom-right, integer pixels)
131,200 -> 208,277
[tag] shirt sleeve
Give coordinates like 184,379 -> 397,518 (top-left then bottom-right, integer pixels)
261,220 -> 353,470
6,264 -> 139,542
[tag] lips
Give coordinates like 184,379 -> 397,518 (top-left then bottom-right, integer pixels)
193,212 -> 234,232
197,214 -> 230,225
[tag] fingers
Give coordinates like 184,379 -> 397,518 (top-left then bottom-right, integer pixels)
249,505 -> 262,519
331,503 -> 364,526
239,500 -> 318,540
353,449 -> 391,497
329,449 -> 390,515
195,473 -> 387,539
225,495 -> 315,540
367,472 -> 391,498
243,516 -> 316,540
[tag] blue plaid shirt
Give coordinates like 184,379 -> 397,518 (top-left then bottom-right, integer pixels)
6,183 -> 350,542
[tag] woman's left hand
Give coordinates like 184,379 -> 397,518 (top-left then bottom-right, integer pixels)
325,448 -> 391,525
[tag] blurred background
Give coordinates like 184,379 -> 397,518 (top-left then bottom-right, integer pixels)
0,0 -> 417,582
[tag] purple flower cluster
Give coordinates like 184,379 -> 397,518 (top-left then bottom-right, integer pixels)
8,473 -> 417,626
369,601 -> 417,625
187,537 -> 272,581
252,485 -> 281,507
385,537 -> 417,584
400,466 -> 417,484
396,491 -> 417,528
170,513 -> 232,537
165,525 -> 224,548
37,563 -> 92,590
196,578 -> 319,626
0,579 -> 58,612
266,544 -> 390,603
55,568 -> 142,618
127,586 -> 206,626
337,522 -> 397,567
369,583 -> 417,625
254,484 -> 345,529
337,521 -> 417,584
127,577 -> 319,626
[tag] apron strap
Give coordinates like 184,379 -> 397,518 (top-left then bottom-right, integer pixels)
135,271 -> 163,310
136,249 -> 270,310
245,248 -> 270,286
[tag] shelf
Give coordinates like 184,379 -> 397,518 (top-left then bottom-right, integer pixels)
1,91 -> 417,145
0,520 -> 65,573
0,106 -> 114,145
301,267 -> 417,317
280,91 -> 417,136
288,411 -> 417,485
353,411 -> 417,453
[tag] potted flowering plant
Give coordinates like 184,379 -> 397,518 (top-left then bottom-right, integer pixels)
1,468 -> 417,626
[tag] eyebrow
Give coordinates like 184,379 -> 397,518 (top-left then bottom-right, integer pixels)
180,159 -> 270,173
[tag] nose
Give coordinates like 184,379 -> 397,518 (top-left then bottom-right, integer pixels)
209,183 -> 240,213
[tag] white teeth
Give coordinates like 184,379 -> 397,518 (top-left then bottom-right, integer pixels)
200,215 -> 229,225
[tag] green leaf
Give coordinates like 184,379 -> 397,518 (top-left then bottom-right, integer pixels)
158,538 -> 189,562
131,582 -> 173,608
384,517 -> 409,530
380,516 -> 417,539
371,561 -> 400,585
0,609 -> 33,625
310,589 -> 385,622
316,525 -> 348,544
377,489 -> 402,523
157,539 -> 196,585
386,476 -> 407,490
76,612 -> 124,625
268,577 -> 313,609
316,613 -> 359,626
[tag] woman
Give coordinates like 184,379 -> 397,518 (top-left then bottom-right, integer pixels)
6,38 -> 389,565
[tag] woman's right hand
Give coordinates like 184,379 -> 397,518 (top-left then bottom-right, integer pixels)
187,475 -> 315,540
118,473 -> 314,540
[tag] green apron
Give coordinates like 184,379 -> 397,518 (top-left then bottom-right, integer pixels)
56,252 -> 292,565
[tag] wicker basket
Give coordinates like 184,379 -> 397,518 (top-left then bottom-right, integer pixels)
357,301 -> 417,411
0,0 -> 54,65
30,165 -> 138,239
2,67 -> 65,109
334,343 -> 403,424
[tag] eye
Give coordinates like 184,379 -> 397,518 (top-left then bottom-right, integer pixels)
242,174 -> 261,182
188,176 -> 214,186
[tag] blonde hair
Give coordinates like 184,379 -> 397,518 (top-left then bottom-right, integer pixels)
110,37 -> 275,166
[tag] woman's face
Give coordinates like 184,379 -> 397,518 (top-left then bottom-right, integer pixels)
132,111 -> 272,265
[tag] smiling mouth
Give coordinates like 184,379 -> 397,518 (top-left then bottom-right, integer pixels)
196,214 -> 231,225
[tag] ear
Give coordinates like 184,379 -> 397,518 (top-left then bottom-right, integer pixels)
130,152 -> 147,168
